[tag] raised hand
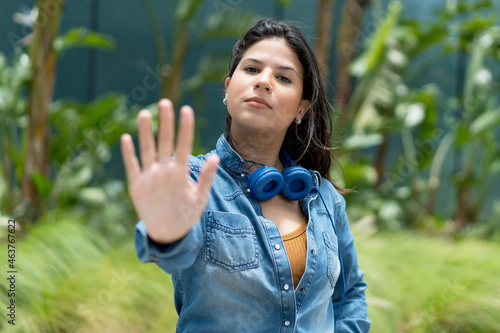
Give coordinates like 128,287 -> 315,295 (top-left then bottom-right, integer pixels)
120,99 -> 220,244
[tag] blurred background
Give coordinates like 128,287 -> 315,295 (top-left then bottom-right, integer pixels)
1,0 -> 500,332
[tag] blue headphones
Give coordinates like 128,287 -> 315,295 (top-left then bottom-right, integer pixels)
245,151 -> 313,201
244,152 -> 346,327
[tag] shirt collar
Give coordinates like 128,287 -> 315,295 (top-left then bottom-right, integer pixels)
216,134 -> 246,175
215,133 -> 322,188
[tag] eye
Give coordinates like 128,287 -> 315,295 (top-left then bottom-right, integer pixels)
278,75 -> 292,84
244,66 -> 259,73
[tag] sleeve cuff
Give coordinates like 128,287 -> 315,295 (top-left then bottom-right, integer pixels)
134,220 -> 202,274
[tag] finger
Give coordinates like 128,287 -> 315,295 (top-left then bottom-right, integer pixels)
196,154 -> 220,202
138,110 -> 156,169
157,99 -> 175,159
120,134 -> 141,183
175,105 -> 195,166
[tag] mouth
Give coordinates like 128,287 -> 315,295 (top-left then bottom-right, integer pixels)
245,96 -> 272,109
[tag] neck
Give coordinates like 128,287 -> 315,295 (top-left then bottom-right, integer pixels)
228,128 -> 286,171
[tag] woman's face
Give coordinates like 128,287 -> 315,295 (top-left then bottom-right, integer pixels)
225,38 -> 310,142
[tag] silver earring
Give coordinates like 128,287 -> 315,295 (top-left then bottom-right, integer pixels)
295,118 -> 301,125
223,97 -> 227,105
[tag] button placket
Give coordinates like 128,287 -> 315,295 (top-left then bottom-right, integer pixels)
260,217 -> 296,331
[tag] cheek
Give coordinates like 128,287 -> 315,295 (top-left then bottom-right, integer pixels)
278,90 -> 303,115
226,81 -> 246,105
269,107 -> 296,129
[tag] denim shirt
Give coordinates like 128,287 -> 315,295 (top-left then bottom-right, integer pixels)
135,134 -> 371,332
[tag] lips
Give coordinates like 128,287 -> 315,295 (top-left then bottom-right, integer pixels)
245,96 -> 272,109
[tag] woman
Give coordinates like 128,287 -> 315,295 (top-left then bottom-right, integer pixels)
121,19 -> 370,332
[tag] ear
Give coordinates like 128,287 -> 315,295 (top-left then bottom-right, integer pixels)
225,77 -> 231,90
298,99 -> 311,118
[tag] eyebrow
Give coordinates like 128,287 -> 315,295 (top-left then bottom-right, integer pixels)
243,58 -> 300,78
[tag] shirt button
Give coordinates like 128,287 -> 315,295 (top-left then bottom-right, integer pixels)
274,244 -> 281,250
300,286 -> 306,292
310,249 -> 316,255
240,173 -> 245,177
284,320 -> 290,327
246,189 -> 251,193
284,284 -> 290,291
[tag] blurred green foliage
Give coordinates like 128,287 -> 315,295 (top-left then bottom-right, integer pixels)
339,0 -> 500,236
0,6 -> 132,235
0,47 -> 139,239
1,0 -> 500,332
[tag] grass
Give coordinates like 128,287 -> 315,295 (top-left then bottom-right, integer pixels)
0,217 -> 177,332
1,217 -> 499,332
355,228 -> 500,333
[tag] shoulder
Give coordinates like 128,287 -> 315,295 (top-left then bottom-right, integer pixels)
314,172 -> 346,209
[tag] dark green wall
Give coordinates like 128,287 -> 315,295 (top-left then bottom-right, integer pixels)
1,0 -> 458,147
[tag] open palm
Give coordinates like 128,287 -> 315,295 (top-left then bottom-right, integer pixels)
120,99 -> 219,244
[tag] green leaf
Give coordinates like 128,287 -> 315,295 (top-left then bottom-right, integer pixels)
54,28 -> 115,54
78,187 -> 107,206
184,52 -> 231,91
350,1 -> 402,77
378,200 -> 403,225
0,165 -> 7,203
470,108 -> 500,137
57,165 -> 93,193
353,103 -> 384,133
175,0 -> 204,22
455,123 -> 470,146
198,10 -> 260,41
395,102 -> 425,128
345,161 -> 379,187
489,160 -> 500,175
345,132 -> 384,150
32,172 -> 53,199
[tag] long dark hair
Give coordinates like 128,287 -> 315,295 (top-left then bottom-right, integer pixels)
225,19 -> 344,190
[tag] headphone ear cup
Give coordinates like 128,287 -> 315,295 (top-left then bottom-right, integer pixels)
247,167 -> 284,201
281,166 -> 313,200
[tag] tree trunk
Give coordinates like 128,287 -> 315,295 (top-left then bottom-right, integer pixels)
455,185 -> 470,229
315,0 -> 336,83
374,133 -> 388,188
140,0 -> 169,100
166,27 -> 189,106
22,0 -> 64,219
335,0 -> 369,125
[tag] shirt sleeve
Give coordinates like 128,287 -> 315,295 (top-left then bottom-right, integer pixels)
134,219 -> 203,275
331,193 -> 371,332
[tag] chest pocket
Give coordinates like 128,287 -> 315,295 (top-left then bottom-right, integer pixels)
205,211 -> 259,272
323,231 -> 341,289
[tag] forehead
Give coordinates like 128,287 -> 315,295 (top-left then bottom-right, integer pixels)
240,38 -> 303,74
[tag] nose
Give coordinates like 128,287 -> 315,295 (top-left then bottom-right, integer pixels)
254,70 -> 273,93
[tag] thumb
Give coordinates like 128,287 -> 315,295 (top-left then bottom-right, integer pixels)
196,154 -> 220,202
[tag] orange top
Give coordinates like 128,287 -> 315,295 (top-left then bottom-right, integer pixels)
282,217 -> 308,290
